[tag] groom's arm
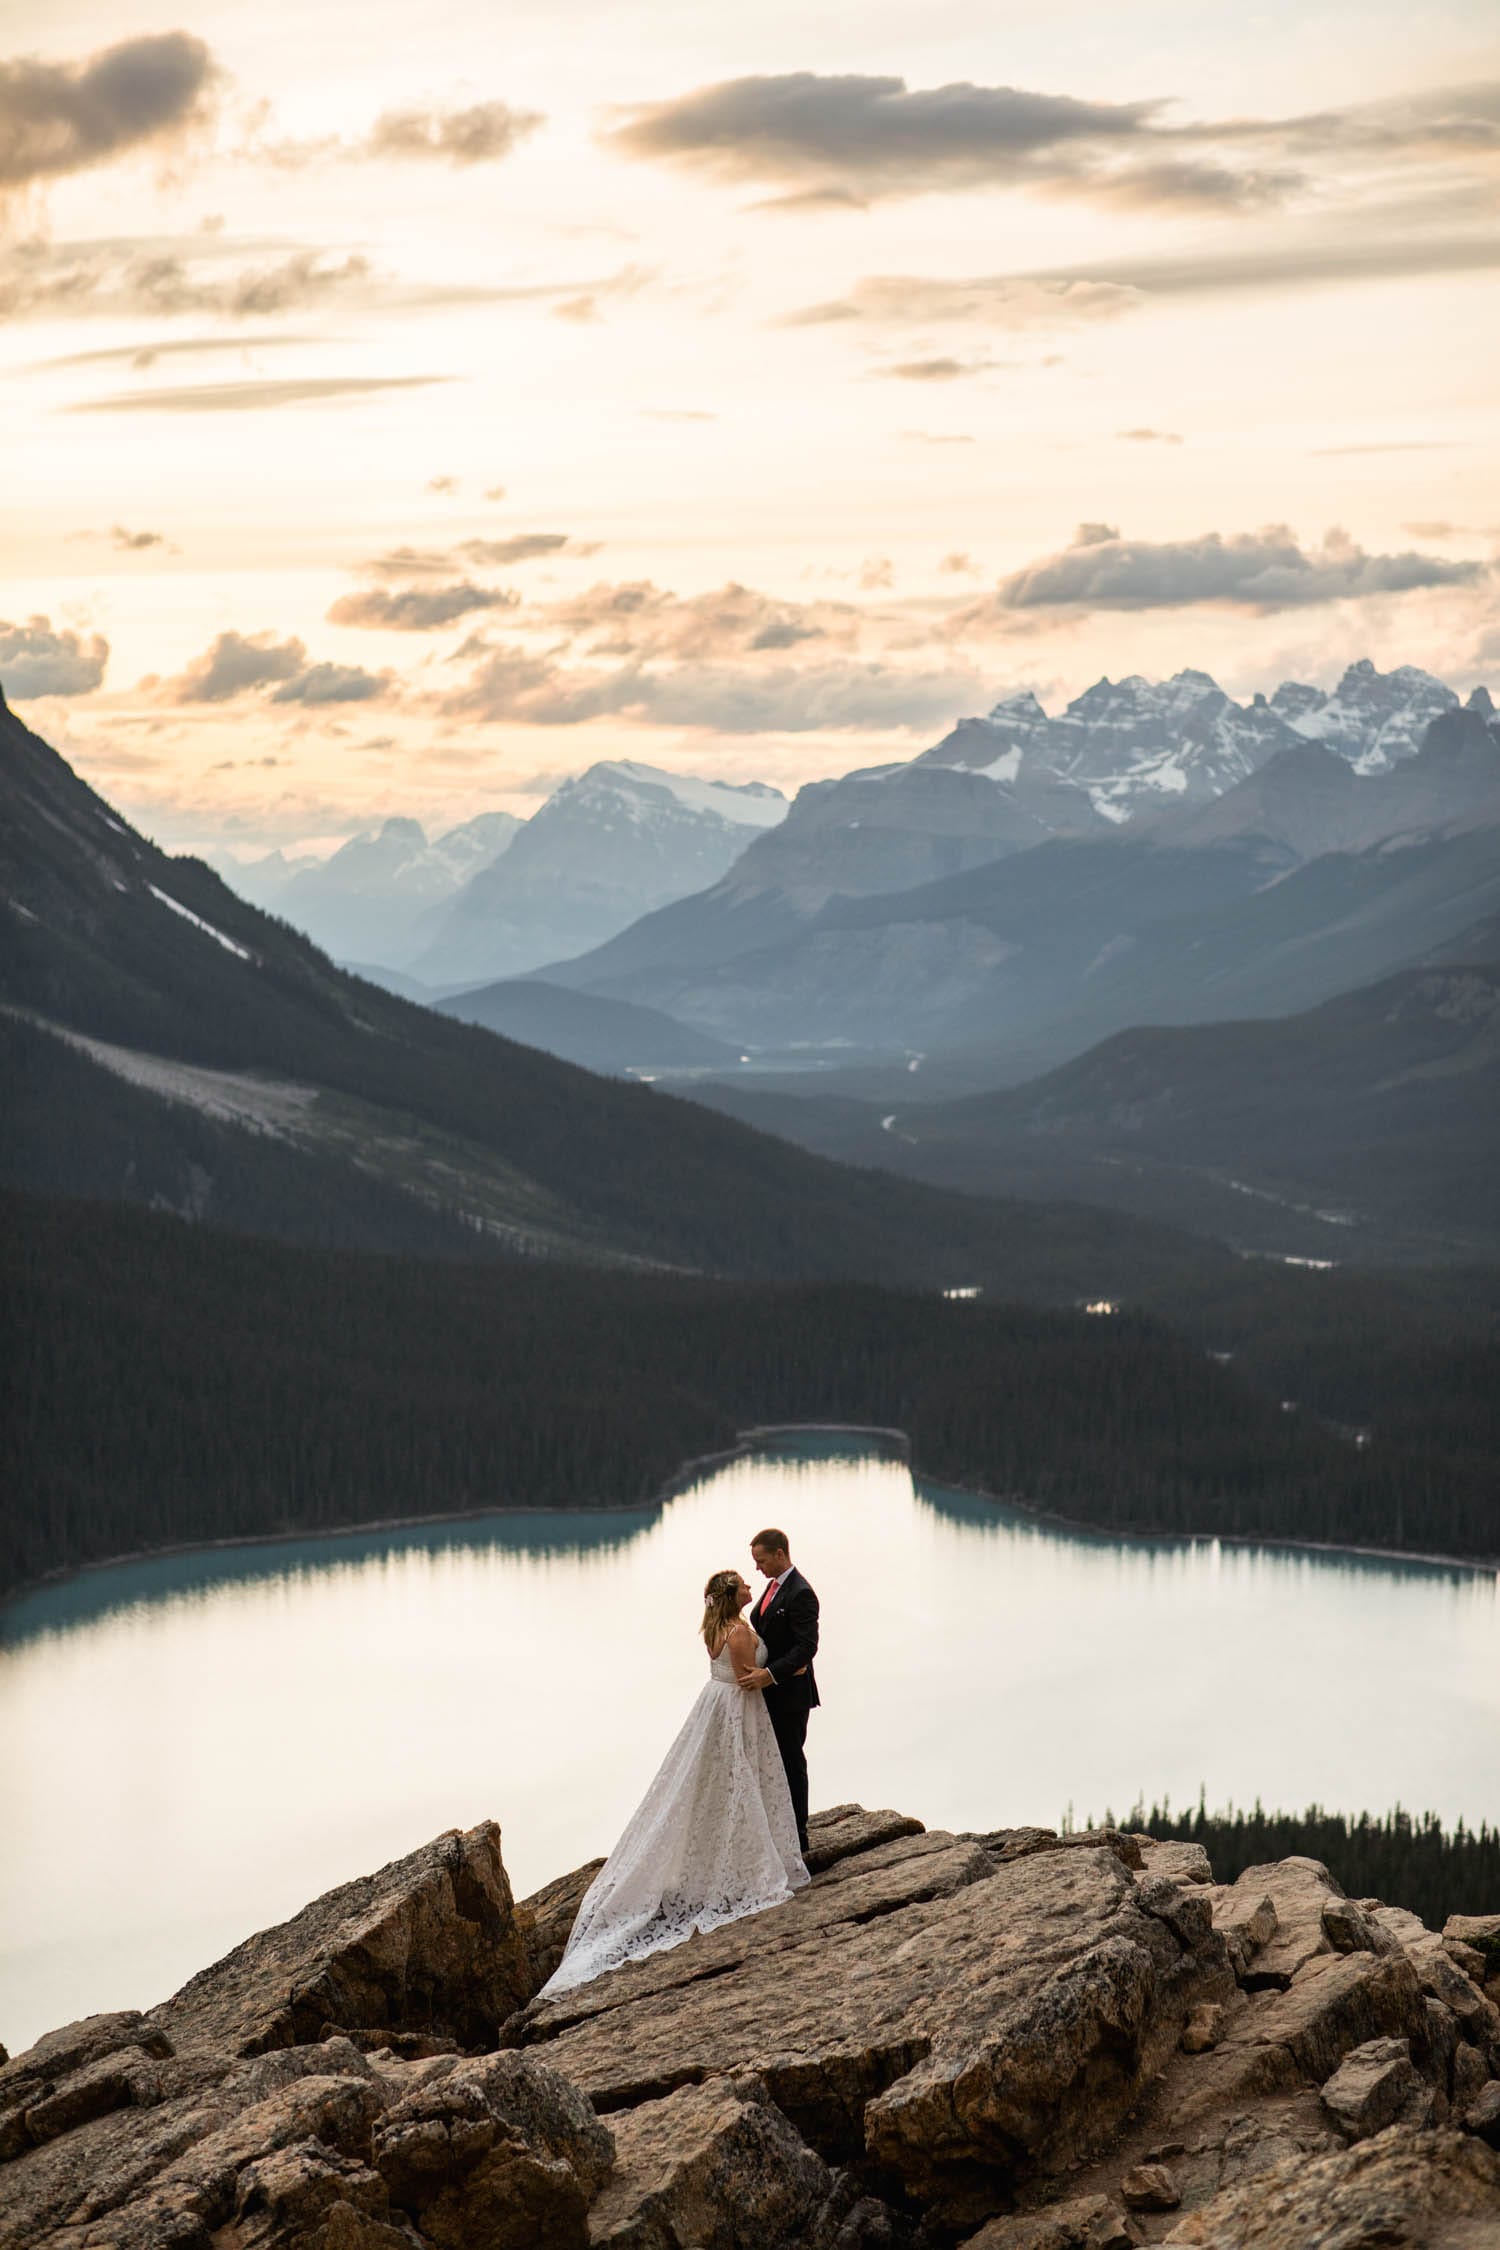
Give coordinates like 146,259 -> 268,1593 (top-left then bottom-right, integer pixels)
765,1584 -> 819,1685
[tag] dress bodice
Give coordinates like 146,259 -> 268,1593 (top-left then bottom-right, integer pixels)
710,1634 -> 767,1681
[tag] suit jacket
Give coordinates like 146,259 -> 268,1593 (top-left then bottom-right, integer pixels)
752,1566 -> 820,1709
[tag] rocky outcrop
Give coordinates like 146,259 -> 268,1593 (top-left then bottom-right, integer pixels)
3,1807 -> 1498,2250
1161,2123 -> 1500,2247
154,1823 -> 534,2060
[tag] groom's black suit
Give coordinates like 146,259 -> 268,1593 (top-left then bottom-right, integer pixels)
754,1566 -> 819,1853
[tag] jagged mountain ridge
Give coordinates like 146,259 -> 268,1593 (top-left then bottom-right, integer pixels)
542,660 -> 1487,1005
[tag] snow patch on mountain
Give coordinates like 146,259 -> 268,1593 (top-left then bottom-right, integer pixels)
147,884 -> 253,960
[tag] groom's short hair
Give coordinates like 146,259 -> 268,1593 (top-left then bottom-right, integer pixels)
752,1528 -> 790,1556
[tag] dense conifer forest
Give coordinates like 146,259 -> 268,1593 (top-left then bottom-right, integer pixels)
3,1189 -> 1496,1600
1119,1801 -> 1500,1930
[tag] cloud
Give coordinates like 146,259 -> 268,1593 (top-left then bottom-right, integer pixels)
356,534 -> 586,580
160,630 -> 389,703
427,475 -> 459,494
899,429 -> 975,445
461,533 -> 577,566
110,524 -> 167,549
532,578 -> 859,661
441,642 -> 984,733
786,229 -> 1500,333
1052,157 -> 1304,214
880,354 -> 998,380
364,100 -> 542,166
0,238 -> 373,323
960,522 -> 1486,616
786,272 -> 1139,329
639,407 -> 718,422
0,32 -> 217,190
33,332 -> 335,371
327,582 -> 520,631
67,374 -> 450,414
1117,427 -> 1183,444
0,615 -> 108,696
1312,439 -> 1460,456
939,552 -> 981,576
246,98 -> 543,171
269,663 -> 386,705
603,71 -> 1160,200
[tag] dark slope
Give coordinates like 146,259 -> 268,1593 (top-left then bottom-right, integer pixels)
691,961 -> 1500,1263
7,1188 -> 1496,1598
436,977 -> 738,1075
0,1014 -> 486,1258
0,691 -> 1225,1299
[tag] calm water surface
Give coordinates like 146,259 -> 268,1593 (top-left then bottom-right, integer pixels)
2,1435 -> 1496,2052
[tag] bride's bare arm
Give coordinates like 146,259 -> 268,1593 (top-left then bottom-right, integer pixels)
723,1618 -> 761,1683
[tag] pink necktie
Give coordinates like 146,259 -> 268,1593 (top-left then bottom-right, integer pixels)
759,1579 -> 777,1617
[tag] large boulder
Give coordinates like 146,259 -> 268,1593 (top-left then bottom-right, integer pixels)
586,2077 -> 830,2250
153,1824 -> 534,2059
1162,2122 -> 1500,2246
0,1827 -> 598,2250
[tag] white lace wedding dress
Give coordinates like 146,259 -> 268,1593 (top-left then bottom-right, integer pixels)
540,1632 -> 809,1996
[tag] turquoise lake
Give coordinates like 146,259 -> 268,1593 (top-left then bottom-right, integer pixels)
2,1433 -> 1496,2053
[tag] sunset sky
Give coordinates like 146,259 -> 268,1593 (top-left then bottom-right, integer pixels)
5,0 -> 1498,856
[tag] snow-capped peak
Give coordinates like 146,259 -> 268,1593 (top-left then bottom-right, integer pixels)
558,761 -> 787,830
1272,660 -> 1458,774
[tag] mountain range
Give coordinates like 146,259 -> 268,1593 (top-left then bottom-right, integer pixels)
538,679 -> 1500,1082
0,687 -> 1217,1301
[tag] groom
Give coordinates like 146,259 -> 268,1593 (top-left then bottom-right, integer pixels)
739,1527 -> 819,1855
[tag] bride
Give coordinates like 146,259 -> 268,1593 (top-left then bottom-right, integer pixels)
540,1567 -> 809,1995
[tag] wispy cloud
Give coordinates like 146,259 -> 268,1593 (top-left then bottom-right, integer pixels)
66,375 -> 451,414
242,97 -> 543,171
1,237 -> 373,323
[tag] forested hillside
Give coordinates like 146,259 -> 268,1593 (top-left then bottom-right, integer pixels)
4,1191 -> 1496,1599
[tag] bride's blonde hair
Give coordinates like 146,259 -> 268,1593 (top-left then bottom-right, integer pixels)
701,1568 -> 743,1651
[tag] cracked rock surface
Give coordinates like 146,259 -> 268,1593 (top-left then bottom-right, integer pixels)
3,1808 -> 1498,2250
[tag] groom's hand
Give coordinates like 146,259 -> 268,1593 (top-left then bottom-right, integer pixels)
737,1667 -> 774,1690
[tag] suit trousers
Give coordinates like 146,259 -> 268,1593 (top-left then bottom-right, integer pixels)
765,1691 -> 810,1853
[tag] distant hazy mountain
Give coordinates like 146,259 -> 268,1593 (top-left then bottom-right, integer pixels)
413,761 -> 786,987
215,812 -> 521,964
436,978 -> 741,1076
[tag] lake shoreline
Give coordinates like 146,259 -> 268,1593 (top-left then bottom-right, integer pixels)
3,1421 -> 1493,1615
